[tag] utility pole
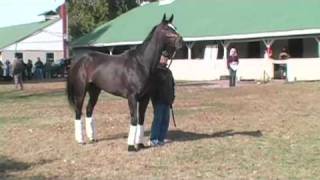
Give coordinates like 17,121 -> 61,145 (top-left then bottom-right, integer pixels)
60,0 -> 69,59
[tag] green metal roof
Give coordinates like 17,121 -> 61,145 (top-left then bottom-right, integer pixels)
0,19 -> 58,49
73,0 -> 320,47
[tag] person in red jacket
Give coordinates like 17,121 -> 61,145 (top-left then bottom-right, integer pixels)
227,48 -> 239,87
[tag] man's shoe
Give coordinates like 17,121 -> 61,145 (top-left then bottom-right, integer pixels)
148,140 -> 159,147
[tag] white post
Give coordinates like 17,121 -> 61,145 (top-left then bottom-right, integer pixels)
315,37 -> 320,58
221,41 -> 230,60
186,42 -> 194,60
108,47 -> 114,55
263,39 -> 274,59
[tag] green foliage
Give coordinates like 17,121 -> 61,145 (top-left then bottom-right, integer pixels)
68,0 -> 138,39
108,0 -> 138,19
68,0 -> 109,39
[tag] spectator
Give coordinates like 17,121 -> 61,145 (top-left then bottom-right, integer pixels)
34,57 -> 44,80
12,58 -> 25,90
279,47 -> 290,60
4,60 -> 12,81
26,59 -> 33,80
45,60 -> 52,79
227,48 -> 239,87
0,60 -> 3,78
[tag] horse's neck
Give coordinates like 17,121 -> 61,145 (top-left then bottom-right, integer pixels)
136,37 -> 163,75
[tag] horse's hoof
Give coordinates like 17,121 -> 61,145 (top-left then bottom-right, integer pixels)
128,145 -> 137,152
136,143 -> 146,150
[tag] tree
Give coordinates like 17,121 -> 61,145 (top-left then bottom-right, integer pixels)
68,0 -> 110,39
108,0 -> 138,20
68,0 -> 138,39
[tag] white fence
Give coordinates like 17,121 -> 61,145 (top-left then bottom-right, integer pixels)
170,58 -> 320,81
287,58 -> 320,81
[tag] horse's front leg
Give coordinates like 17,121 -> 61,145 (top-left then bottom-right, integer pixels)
136,95 -> 150,150
127,94 -> 139,151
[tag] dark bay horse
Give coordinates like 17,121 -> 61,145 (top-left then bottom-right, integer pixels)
67,14 -> 183,151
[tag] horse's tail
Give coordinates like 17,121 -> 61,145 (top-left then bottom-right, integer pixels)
66,73 -> 75,110
66,62 -> 76,110
66,56 -> 90,111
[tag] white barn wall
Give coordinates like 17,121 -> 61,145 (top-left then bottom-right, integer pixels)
4,19 -> 63,51
170,58 -> 273,81
212,59 -> 229,79
170,57 -> 320,81
287,58 -> 320,81
1,19 -> 63,64
170,59 -> 216,81
237,59 -> 273,81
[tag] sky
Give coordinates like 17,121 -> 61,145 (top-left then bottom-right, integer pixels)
0,0 -> 65,28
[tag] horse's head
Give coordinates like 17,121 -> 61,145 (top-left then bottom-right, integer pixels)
155,14 -> 183,57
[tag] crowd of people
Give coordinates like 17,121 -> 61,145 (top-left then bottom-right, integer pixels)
0,57 -> 67,84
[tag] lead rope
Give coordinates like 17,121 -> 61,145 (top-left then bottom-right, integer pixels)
167,51 -> 176,69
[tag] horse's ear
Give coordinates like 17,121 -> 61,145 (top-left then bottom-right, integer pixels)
168,14 -> 174,23
162,14 -> 167,23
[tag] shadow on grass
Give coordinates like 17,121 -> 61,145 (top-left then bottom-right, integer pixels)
0,89 -> 64,101
0,156 -> 55,180
14,91 -> 64,99
167,129 -> 263,141
98,129 -> 262,142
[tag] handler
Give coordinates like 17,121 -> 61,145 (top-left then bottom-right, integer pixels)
149,51 -> 175,146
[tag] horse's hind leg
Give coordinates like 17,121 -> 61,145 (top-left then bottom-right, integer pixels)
127,94 -> 139,151
136,96 -> 150,150
86,83 -> 101,142
74,88 -> 86,144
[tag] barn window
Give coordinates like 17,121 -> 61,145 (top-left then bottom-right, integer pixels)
46,53 -> 54,62
15,53 -> 23,60
247,42 -> 262,58
217,44 -> 224,59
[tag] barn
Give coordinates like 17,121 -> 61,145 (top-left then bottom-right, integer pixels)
72,0 -> 320,81
0,11 -> 66,65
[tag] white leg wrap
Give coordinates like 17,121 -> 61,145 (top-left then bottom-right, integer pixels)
128,125 -> 137,146
135,125 -> 144,144
74,119 -> 84,144
85,117 -> 96,141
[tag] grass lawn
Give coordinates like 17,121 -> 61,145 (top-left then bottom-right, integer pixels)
0,81 -> 320,180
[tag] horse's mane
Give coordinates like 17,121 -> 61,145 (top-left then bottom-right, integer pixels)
141,26 -> 157,44
127,25 -> 158,57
